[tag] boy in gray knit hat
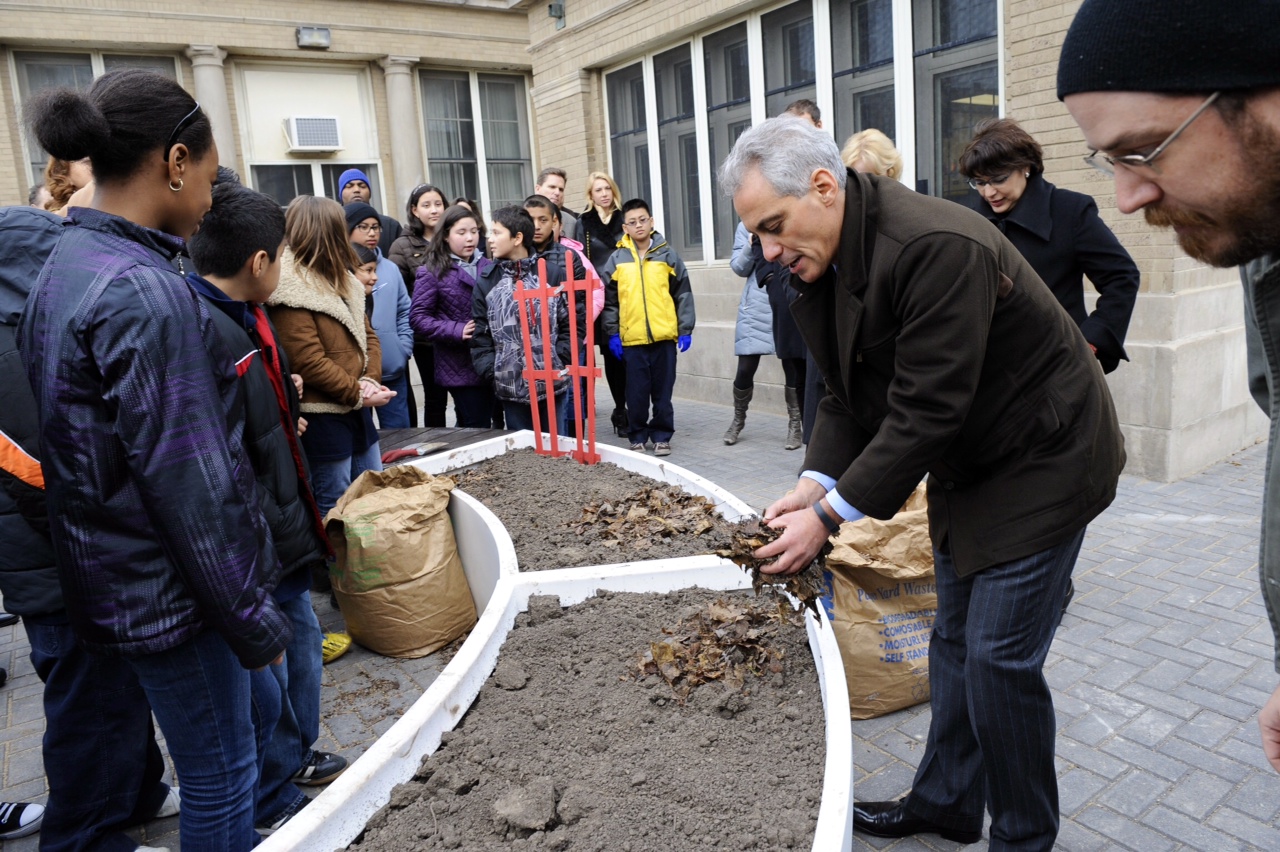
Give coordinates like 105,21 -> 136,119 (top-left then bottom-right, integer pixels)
1058,0 -> 1280,774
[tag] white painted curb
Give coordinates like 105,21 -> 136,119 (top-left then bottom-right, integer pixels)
259,431 -> 852,852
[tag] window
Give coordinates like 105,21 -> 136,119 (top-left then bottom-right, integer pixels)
704,23 -> 751,260
250,163 -> 383,209
14,51 -> 178,187
763,3 -> 817,117
831,0 -> 896,145
601,0 -> 1004,260
654,45 -> 702,261
479,74 -> 534,210
913,0 -> 998,198
418,70 -> 532,212
606,63 -> 651,208
421,71 -> 479,204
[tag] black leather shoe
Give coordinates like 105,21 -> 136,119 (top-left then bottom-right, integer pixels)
853,799 -> 981,844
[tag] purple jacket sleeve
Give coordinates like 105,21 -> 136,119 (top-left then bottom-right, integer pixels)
410,267 -> 468,343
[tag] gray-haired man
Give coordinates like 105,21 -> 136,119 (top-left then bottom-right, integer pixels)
1058,0 -> 1280,772
723,116 -> 1124,849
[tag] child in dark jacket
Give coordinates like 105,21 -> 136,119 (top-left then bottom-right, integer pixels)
601,198 -> 696,456
471,206 -> 572,434
187,183 -> 348,835
410,205 -> 495,427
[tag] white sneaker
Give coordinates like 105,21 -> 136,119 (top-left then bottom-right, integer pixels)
153,786 -> 180,819
137,847 -> 172,852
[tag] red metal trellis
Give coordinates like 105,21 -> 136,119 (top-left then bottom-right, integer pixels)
511,254 -> 601,464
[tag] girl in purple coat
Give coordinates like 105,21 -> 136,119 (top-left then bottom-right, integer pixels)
409,205 -> 495,427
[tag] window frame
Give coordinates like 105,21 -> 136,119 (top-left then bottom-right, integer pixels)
599,0 -> 1005,262
416,67 -> 536,216
10,49 -> 181,188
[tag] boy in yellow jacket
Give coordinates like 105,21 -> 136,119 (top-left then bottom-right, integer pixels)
601,199 -> 695,456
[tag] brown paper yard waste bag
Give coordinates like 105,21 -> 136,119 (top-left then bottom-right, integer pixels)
823,482 -> 935,719
325,465 -> 477,658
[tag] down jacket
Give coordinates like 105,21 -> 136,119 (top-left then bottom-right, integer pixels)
472,257 -> 570,403
387,231 -> 431,293
730,222 -> 775,357
410,254 -> 493,387
601,232 -> 696,347
17,208 -> 291,668
0,207 -> 63,617
369,249 -> 413,383
267,249 -> 382,414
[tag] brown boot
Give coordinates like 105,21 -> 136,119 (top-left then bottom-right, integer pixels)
784,386 -> 803,450
723,384 -> 753,445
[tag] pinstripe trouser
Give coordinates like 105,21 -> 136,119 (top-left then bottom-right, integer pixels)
905,527 -> 1086,852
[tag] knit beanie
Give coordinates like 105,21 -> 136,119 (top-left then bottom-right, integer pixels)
337,168 -> 371,193
343,201 -> 380,234
1057,0 -> 1280,100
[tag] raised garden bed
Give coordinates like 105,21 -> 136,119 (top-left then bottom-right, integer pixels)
257,433 -> 851,852
355,587 -> 824,850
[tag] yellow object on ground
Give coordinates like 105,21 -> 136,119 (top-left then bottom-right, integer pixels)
322,632 -> 351,665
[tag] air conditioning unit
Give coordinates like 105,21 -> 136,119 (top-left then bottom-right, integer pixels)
282,116 -> 342,153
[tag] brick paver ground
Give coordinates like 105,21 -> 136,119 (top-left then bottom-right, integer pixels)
1,384 -> 1278,850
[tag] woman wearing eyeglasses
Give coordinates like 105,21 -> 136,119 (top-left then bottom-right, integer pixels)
959,117 -> 1140,375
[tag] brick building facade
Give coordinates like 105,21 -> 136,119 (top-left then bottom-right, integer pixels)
0,0 -> 1262,479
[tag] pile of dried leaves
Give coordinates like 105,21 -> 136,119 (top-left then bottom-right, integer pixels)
567,485 -> 730,552
569,486 -> 830,613
634,596 -> 798,703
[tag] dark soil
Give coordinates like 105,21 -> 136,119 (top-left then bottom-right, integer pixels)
451,450 -> 747,571
353,588 -> 825,851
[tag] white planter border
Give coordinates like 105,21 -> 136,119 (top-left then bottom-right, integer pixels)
259,432 -> 852,852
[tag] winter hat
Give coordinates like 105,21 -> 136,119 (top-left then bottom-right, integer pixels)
1057,0 -> 1280,100
337,168 -> 371,193
343,201 -> 380,234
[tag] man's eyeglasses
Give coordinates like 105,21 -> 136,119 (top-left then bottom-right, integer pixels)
1084,90 -> 1220,176
624,217 -> 651,228
966,173 -> 1012,191
354,222 -> 382,233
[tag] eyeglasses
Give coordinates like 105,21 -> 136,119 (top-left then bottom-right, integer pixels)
624,217 -> 651,228
1084,90 -> 1220,176
966,173 -> 1012,190
163,103 -> 202,162
354,222 -> 382,233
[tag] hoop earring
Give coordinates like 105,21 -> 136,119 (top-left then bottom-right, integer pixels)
169,179 -> 184,192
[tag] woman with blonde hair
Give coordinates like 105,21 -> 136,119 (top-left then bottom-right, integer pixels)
267,195 -> 394,519
840,128 -> 903,180
578,170 -> 628,435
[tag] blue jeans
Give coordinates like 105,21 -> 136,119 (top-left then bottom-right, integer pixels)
255,592 -> 323,824
623,340 -> 677,443
502,389 -> 568,435
310,440 -> 384,519
128,629 -> 267,852
26,615 -> 169,852
906,527 -> 1086,852
375,372 -> 411,429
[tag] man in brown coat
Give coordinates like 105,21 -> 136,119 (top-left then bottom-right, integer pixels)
721,116 -> 1125,851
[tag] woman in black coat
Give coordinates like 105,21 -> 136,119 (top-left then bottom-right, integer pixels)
959,117 -> 1140,375
578,171 -> 628,435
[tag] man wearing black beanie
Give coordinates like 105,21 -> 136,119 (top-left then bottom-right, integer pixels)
1058,0 -> 1280,775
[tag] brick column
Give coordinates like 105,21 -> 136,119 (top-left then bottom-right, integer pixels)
378,55 -> 425,211
184,45 -> 238,174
